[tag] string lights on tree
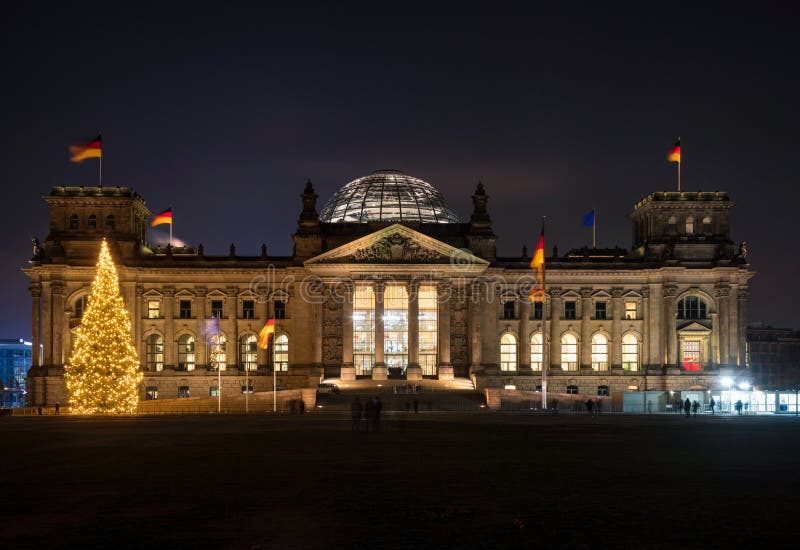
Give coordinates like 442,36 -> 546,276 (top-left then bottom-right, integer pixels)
65,240 -> 142,414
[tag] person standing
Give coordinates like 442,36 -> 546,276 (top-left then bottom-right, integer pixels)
351,397 -> 363,432
586,399 -> 594,416
692,400 -> 699,416
684,398 -> 691,417
709,397 -> 716,415
55,402 -> 60,415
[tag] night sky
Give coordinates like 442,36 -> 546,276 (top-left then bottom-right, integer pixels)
1,3 -> 797,338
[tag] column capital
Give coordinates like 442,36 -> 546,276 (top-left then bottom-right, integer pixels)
29,283 -> 42,298
373,280 -> 385,294
163,286 -> 175,297
195,286 -> 207,297
580,287 -> 593,298
548,287 -> 562,298
640,287 -> 650,298
611,287 -> 624,298
737,287 -> 749,300
135,285 -> 145,297
663,284 -> 679,298
226,286 -> 239,297
51,282 -> 66,296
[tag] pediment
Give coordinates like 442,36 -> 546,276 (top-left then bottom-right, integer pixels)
205,289 -> 227,298
305,224 -> 489,273
677,321 -> 712,334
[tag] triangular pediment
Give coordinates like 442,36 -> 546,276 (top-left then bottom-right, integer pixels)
677,321 -> 712,334
305,224 -> 489,272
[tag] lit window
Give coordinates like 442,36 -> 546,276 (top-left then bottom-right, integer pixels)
595,301 -> 607,320
677,296 -> 707,319
685,216 -> 695,235
622,333 -> 639,371
69,214 -> 78,230
148,300 -> 160,319
530,333 -> 543,371
503,300 -> 515,320
210,386 -> 219,397
178,334 -> 195,371
561,333 -> 577,371
591,333 -> 608,371
353,285 -> 375,376
384,285 -> 409,374
145,386 -> 158,400
88,214 -> 97,229
178,386 -> 190,398
682,340 -> 701,371
625,301 -> 637,320
211,300 -> 223,319
274,334 -> 289,372
418,284 -> 438,376
242,300 -> 255,319
240,334 -> 258,371
210,334 -> 227,370
241,384 -> 254,395
566,385 -> 579,395
500,333 -> 517,372
145,334 -> 163,371
564,301 -> 576,320
597,385 -> 609,396
179,300 -> 192,319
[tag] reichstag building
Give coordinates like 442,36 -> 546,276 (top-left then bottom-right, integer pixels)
24,170 -> 753,405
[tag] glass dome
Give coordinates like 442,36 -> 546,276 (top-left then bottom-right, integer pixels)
319,170 -> 461,224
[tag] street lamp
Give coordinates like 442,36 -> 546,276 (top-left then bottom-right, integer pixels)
721,376 -> 733,414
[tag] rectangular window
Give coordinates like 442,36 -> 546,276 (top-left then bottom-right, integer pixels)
179,300 -> 192,319
178,386 -> 190,398
595,301 -> 607,320
274,300 -> 286,319
242,300 -> 255,319
533,302 -> 543,320
145,386 -> 158,400
384,285 -> 409,375
683,340 -> 701,371
211,300 -> 224,319
353,285 -> 375,376
625,301 -> 637,320
503,300 -> 515,320
597,386 -> 609,396
564,301 -> 576,320
210,386 -> 219,397
566,385 -> 578,395
418,284 -> 438,376
241,385 -> 254,394
148,300 -> 160,319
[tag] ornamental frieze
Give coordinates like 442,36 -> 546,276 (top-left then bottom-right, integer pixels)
347,233 -> 446,263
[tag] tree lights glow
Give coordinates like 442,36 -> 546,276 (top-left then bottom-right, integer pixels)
65,240 -> 142,414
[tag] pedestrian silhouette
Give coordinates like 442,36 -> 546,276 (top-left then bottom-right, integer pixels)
55,402 -> 60,415
684,398 -> 691,417
586,399 -> 594,416
709,397 -> 716,415
692,400 -> 699,416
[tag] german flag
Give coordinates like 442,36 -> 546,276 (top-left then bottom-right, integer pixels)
529,225 -> 545,302
257,319 -> 275,349
69,134 -> 102,163
668,139 -> 681,163
151,208 -> 172,227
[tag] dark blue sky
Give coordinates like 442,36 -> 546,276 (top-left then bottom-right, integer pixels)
1,2 -> 798,337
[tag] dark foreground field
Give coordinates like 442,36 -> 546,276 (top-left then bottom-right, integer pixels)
1,413 -> 799,549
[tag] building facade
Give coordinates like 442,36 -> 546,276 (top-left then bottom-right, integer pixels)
748,324 -> 800,389
0,339 -> 32,408
23,171 -> 754,407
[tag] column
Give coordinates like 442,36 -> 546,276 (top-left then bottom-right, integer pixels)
312,283 -> 323,368
257,288 -> 268,368
51,282 -> 65,366
30,283 -> 41,367
134,286 -> 144,368
728,287 -> 739,366
227,286 -> 239,370
519,296 -> 531,371
195,287 -> 207,367
163,286 -> 175,368
715,285 -> 730,366
648,283 -> 662,367
340,283 -> 355,380
580,287 -> 592,370
469,280 -> 482,373
407,281 -> 422,381
372,282 -> 387,380
41,282 -> 52,365
664,285 -> 678,367
737,287 -> 749,368
549,288 -> 562,371
640,288 -> 650,368
437,281 -> 453,380
611,288 -> 623,369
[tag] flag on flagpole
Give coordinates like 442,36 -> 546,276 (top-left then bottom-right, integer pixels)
257,319 -> 275,349
69,134 -> 102,163
582,209 -> 595,227
151,208 -> 173,227
529,226 -> 545,302
668,139 -> 681,163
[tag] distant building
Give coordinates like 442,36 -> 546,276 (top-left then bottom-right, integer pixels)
748,324 -> 800,389
0,339 -> 32,407
23,171 -> 754,408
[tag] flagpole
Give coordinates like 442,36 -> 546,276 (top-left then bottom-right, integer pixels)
99,153 -> 103,188
592,209 -> 596,249
677,161 -> 681,192
541,217 -> 547,411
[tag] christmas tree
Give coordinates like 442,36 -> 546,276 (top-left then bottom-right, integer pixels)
65,240 -> 142,414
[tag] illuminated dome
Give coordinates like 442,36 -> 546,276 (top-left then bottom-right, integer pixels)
319,170 -> 461,224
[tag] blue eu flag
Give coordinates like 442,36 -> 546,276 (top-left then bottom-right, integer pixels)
582,209 -> 595,227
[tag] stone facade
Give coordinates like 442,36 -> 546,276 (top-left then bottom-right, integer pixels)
23,176 -> 754,406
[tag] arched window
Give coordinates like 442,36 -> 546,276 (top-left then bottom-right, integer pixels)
74,295 -> 89,318
622,333 -> 639,371
69,214 -> 79,230
210,334 -> 227,370
591,333 -> 608,371
677,296 -> 708,319
274,334 -> 288,372
105,214 -> 115,231
561,333 -> 577,371
530,333 -> 543,371
685,216 -> 695,235
702,216 -> 712,234
145,334 -> 164,372
240,334 -> 258,371
500,333 -> 517,371
178,334 -> 195,371
667,216 -> 677,234
88,214 -> 97,229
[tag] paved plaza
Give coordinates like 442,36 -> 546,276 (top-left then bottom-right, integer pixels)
1,413 -> 798,549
